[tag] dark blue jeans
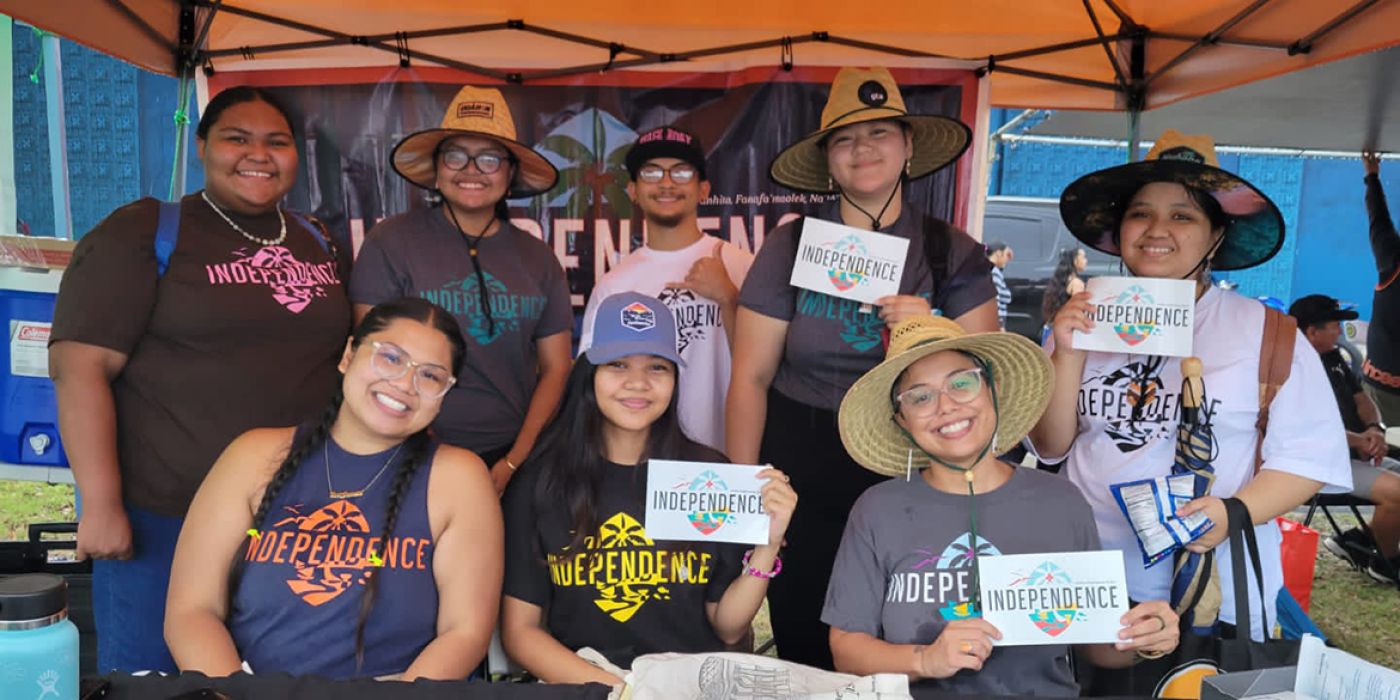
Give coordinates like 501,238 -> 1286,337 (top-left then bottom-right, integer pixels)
92,505 -> 184,673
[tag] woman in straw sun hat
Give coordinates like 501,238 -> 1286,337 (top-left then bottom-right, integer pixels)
824,316 -> 1178,695
351,85 -> 573,497
727,66 -> 999,667
1029,130 -> 1350,690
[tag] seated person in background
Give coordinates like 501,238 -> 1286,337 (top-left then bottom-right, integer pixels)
825,316 -> 1178,696
165,298 -> 503,680
1289,294 -> 1400,584
500,292 -> 797,686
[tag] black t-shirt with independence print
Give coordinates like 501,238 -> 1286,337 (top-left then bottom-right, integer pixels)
502,443 -> 746,668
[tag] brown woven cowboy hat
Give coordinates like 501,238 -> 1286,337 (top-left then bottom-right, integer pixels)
392,85 -> 559,198
838,316 -> 1053,477
769,67 -> 971,194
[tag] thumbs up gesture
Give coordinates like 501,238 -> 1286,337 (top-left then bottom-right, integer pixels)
667,241 -> 737,305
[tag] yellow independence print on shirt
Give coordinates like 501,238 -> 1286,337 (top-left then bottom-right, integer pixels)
547,512 -> 715,622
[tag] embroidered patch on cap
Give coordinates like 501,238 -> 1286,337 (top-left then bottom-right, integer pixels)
457,102 -> 495,120
620,302 -> 656,332
1157,146 -> 1206,164
858,80 -> 888,107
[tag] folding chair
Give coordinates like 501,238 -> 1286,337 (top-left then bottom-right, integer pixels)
1304,492 -> 1398,585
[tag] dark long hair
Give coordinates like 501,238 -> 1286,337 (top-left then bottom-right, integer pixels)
1041,248 -> 1083,322
528,356 -> 689,554
236,297 -> 465,672
196,86 -> 295,141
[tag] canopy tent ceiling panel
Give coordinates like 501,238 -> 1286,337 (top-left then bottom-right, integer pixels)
1027,44 -> 1400,151
4,0 -> 1398,112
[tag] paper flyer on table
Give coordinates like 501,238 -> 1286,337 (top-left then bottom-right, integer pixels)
979,550 -> 1130,646
645,460 -> 771,545
1072,276 -> 1195,357
789,217 -> 909,305
1295,633 -> 1400,699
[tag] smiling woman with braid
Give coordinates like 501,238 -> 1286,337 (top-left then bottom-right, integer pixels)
164,298 -> 503,680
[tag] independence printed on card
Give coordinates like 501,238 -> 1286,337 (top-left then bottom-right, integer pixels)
978,550 -> 1130,646
1072,276 -> 1195,357
789,218 -> 909,305
645,460 -> 771,545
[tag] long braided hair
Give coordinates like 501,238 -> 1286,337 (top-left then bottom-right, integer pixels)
235,297 -> 466,672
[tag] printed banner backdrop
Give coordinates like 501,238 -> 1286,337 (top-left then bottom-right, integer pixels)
210,66 -> 978,308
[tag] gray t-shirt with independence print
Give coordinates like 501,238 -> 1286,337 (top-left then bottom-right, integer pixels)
822,466 -> 1100,697
738,204 -> 995,410
350,207 -> 573,453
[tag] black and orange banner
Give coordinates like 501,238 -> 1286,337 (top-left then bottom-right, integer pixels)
210,66 -> 978,307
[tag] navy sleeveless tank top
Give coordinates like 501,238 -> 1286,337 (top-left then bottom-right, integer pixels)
229,428 -> 440,679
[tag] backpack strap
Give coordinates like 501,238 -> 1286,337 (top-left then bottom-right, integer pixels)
1254,306 -> 1297,474
286,211 -> 332,255
154,200 -> 182,278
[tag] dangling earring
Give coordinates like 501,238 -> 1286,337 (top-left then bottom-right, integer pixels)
905,159 -> 912,177
827,175 -> 834,191
906,448 -> 914,482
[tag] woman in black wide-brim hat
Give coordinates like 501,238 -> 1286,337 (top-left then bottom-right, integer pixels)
1029,130 -> 1352,693
726,66 -> 999,668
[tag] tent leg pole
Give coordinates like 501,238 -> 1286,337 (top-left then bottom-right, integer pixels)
168,71 -> 193,201
42,33 -> 71,239
1127,108 -> 1141,162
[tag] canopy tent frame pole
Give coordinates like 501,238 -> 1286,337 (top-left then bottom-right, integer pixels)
167,1 -> 201,201
1290,0 -> 1383,54
41,32 -> 71,239
1082,0 -> 1128,90
105,0 -> 175,54
1145,0 -> 1277,88
1151,32 -> 1291,51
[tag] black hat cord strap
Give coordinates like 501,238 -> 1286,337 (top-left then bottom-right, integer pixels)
444,204 -> 498,337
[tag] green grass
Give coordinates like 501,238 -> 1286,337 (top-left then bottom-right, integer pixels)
1295,512 -> 1400,670
0,480 -> 75,540
1,480 -> 1390,670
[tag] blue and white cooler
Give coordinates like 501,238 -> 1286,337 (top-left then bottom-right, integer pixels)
0,235 -> 73,481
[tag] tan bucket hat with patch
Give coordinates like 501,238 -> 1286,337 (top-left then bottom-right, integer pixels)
769,67 -> 972,194
391,85 -> 559,198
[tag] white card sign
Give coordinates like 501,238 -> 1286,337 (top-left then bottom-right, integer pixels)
789,217 -> 910,305
1072,276 -> 1195,357
645,460 -> 771,545
978,550 -> 1130,646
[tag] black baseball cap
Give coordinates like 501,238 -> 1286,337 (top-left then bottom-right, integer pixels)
1288,294 -> 1359,328
625,126 -> 707,181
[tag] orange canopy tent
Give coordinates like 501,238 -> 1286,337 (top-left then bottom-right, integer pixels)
5,0 -> 1399,112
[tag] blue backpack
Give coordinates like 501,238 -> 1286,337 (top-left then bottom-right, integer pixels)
154,200 -> 333,277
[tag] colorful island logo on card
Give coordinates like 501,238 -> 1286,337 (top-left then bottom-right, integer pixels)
1011,561 -> 1088,637
1107,285 -> 1157,347
678,470 -> 736,535
824,234 -> 870,292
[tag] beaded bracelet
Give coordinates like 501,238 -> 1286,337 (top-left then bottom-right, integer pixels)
741,550 -> 782,579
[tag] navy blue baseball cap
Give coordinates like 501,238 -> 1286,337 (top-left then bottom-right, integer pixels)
585,292 -> 685,367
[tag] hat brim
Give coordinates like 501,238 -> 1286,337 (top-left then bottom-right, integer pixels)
769,110 -> 972,194
584,340 -> 687,369
1059,160 -> 1284,271
391,128 -> 560,198
838,332 -> 1052,478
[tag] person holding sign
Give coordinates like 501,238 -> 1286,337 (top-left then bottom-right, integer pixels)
825,316 -> 1178,695
501,292 -> 797,686
728,66 -> 997,669
165,299 -> 503,680
351,85 -> 573,496
1030,131 -> 1350,688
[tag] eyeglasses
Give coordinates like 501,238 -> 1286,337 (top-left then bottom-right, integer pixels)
439,148 -> 510,174
367,341 -> 456,398
893,367 -> 985,417
636,163 -> 698,185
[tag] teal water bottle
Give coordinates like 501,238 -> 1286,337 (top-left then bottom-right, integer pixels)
0,574 -> 78,699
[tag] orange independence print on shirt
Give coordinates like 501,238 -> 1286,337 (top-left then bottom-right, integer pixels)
243,500 -> 433,607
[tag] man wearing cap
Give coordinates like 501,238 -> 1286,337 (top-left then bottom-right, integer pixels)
579,126 -> 753,452
1290,294 -> 1400,584
1360,152 -> 1400,429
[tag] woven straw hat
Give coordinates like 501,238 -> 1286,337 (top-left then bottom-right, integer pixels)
391,85 -> 559,198
838,316 -> 1053,477
769,67 -> 971,194
1059,129 -> 1284,271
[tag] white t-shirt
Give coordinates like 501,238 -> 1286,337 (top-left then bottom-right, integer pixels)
579,235 -> 753,452
1033,287 -> 1351,640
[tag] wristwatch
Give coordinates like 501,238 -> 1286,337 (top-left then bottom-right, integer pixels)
1367,422 -> 1387,432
